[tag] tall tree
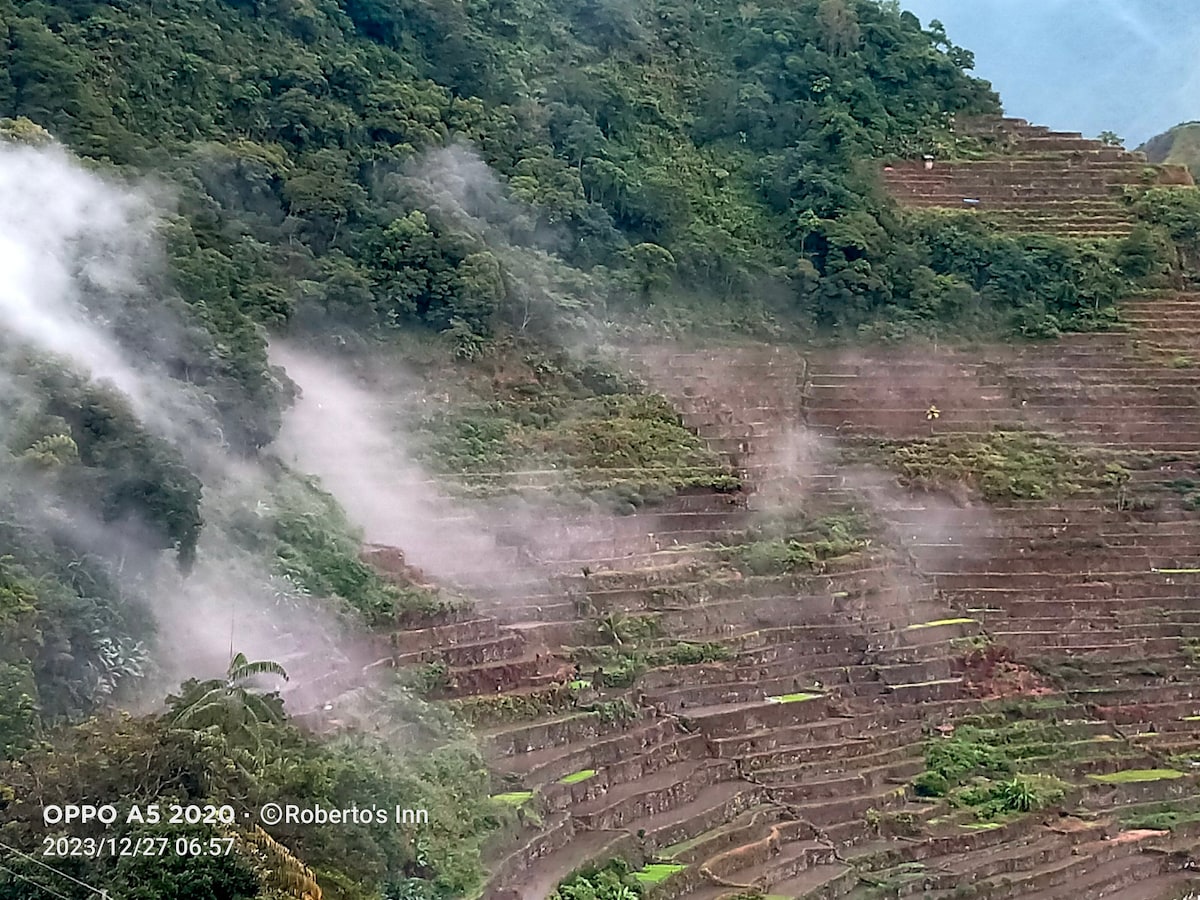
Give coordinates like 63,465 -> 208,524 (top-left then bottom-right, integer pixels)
168,652 -> 289,757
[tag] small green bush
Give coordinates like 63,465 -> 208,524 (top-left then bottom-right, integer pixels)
913,770 -> 950,798
956,775 -> 1068,818
865,431 -> 1119,502
550,859 -> 642,900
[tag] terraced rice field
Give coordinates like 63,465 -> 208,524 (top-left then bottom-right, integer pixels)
352,121 -> 1200,899
883,115 -> 1193,237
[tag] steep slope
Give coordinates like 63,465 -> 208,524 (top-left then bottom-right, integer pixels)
885,115 -> 1193,238
4,3 -> 1200,900
1141,122 -> 1200,181
0,3 -> 1006,899
0,0 -> 1000,363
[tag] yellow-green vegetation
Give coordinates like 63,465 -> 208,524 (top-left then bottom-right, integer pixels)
559,769 -> 598,785
906,618 -> 978,630
1087,769 -> 1185,784
492,791 -> 535,806
955,774 -> 1069,820
634,864 -> 686,885
767,693 -> 824,704
861,431 -> 1127,501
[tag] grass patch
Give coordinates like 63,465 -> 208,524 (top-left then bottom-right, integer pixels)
857,430 -> 1125,502
634,864 -> 686,884
450,684 -> 576,726
905,617 -> 977,630
491,791 -> 534,806
767,692 -> 823,704
723,510 -> 872,576
558,769 -> 597,785
1087,768 -> 1185,784
645,642 -> 733,667
1119,798 -> 1200,831
403,348 -> 740,512
574,636 -> 733,689
658,833 -> 713,860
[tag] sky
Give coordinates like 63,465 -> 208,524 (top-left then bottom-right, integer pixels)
900,0 -> 1200,147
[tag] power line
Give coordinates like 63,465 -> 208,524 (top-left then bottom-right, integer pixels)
0,840 -> 108,897
0,861 -> 77,900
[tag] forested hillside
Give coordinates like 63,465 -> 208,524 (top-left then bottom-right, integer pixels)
1,1 -> 1194,899
1,0 -> 1002,401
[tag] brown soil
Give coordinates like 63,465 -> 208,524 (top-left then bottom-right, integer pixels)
960,646 -> 1056,699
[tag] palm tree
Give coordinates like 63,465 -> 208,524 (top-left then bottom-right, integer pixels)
598,613 -> 631,646
169,652 -> 289,753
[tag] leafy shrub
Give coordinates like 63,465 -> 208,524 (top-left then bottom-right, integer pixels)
912,770 -> 950,798
590,698 -> 638,725
646,642 -> 733,667
956,775 -> 1068,819
596,655 -> 645,689
729,511 -> 870,574
1131,186 -> 1200,271
269,474 -> 450,625
550,859 -> 643,900
450,685 -> 576,726
926,727 -> 1013,784
868,431 -> 1119,501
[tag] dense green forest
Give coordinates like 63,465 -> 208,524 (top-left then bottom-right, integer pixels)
1,1 -> 1197,898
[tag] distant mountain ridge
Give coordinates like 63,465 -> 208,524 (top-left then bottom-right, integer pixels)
1140,121 -> 1200,179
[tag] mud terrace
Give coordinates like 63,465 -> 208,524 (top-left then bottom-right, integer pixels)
358,120 -> 1200,900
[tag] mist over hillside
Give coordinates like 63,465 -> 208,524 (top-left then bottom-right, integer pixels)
2,1 -> 1200,898
902,0 -> 1200,145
